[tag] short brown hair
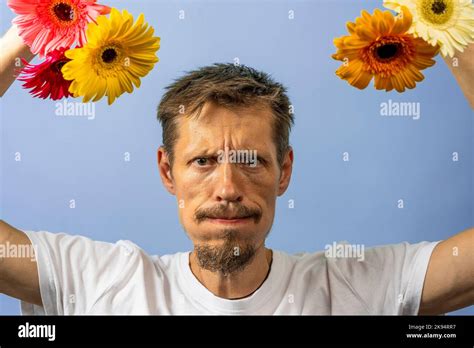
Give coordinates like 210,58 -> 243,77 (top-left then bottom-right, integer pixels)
157,63 -> 294,165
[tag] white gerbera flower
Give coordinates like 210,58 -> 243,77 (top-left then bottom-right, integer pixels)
384,0 -> 474,57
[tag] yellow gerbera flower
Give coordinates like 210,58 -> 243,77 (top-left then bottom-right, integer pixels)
62,8 -> 160,104
384,0 -> 474,57
332,7 -> 439,92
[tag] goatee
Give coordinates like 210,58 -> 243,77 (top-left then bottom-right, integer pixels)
194,229 -> 257,276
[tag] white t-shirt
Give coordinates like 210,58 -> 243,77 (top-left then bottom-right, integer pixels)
20,231 -> 439,315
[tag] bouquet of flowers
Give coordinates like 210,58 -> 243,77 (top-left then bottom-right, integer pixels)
8,0 -> 161,104
332,0 -> 474,92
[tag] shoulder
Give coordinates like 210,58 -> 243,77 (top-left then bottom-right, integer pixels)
275,240 -> 438,282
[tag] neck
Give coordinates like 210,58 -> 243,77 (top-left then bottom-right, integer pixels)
189,245 -> 273,299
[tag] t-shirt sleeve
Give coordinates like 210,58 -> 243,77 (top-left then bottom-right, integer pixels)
20,230 -> 140,315
331,240 -> 440,315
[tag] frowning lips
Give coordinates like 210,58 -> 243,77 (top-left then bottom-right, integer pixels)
194,204 -> 262,224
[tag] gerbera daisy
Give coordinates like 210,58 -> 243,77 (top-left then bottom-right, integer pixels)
384,0 -> 474,57
332,6 -> 439,92
61,8 -> 160,105
7,0 -> 110,57
18,47 -> 73,100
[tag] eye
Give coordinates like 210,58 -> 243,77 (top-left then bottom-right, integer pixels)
194,157 -> 210,166
242,157 -> 264,168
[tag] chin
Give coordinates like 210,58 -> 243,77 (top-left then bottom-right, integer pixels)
192,226 -> 262,243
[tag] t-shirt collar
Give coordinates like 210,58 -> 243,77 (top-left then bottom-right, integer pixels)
178,249 -> 284,314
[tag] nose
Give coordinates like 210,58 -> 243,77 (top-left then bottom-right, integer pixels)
214,162 -> 243,203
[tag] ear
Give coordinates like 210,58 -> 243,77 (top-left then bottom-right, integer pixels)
277,147 -> 293,196
157,146 -> 176,195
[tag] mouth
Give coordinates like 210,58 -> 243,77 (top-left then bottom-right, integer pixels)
206,216 -> 254,225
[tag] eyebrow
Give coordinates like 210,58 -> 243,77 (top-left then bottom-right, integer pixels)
183,148 -> 273,162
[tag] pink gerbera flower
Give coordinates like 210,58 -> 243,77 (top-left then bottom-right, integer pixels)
7,0 -> 110,57
18,47 -> 73,100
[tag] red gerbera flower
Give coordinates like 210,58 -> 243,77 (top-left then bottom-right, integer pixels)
7,0 -> 110,57
18,47 -> 73,100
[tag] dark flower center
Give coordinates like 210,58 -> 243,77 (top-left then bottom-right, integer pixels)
53,3 -> 74,22
102,48 -> 118,63
431,0 -> 447,15
52,60 -> 68,74
376,43 -> 399,60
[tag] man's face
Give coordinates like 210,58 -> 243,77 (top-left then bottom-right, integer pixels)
158,102 -> 293,273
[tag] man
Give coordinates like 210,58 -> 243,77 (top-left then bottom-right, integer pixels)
0,25 -> 473,315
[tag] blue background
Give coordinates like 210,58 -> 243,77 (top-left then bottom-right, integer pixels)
0,0 -> 472,314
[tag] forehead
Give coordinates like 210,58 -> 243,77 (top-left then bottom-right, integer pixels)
175,102 -> 276,153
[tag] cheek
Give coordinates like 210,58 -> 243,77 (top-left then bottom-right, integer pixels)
175,170 -> 213,203
173,171 -> 210,222
244,169 -> 280,203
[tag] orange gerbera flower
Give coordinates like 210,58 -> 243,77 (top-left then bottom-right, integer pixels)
332,6 -> 440,92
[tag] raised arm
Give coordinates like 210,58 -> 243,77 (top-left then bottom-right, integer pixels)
0,25 -> 35,97
418,42 -> 473,314
0,27 -> 40,303
419,227 -> 474,314
0,220 -> 41,306
443,43 -> 474,109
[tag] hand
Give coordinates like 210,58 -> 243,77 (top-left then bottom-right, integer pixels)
443,43 -> 474,109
